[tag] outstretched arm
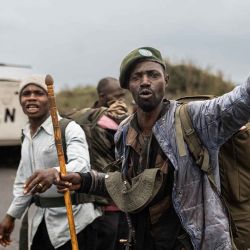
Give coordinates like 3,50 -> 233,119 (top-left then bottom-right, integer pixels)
189,76 -> 250,149
56,171 -> 109,198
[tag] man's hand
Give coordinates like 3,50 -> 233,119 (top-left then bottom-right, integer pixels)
56,172 -> 82,193
24,168 -> 60,195
0,215 -> 15,247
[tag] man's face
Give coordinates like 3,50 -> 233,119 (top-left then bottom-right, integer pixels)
128,61 -> 168,112
101,81 -> 126,107
20,84 -> 50,121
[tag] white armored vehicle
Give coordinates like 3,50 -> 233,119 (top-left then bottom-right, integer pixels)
0,64 -> 33,146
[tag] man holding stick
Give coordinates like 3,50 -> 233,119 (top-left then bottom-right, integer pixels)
50,47 -> 250,250
0,75 -> 101,250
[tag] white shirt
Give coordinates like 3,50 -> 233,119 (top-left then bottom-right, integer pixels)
7,116 -> 101,248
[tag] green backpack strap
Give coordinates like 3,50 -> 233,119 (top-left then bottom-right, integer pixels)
175,103 -> 238,246
175,104 -> 210,175
69,107 -> 107,127
21,129 -> 25,143
59,108 -> 108,158
59,118 -> 72,162
175,94 -> 219,189
90,107 -> 108,128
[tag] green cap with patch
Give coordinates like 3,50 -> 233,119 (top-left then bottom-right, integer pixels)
119,47 -> 166,89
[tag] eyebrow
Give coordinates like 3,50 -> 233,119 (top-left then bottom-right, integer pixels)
132,69 -> 161,74
22,89 -> 46,94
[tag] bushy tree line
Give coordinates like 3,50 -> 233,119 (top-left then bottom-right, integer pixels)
167,61 -> 234,99
57,61 -> 234,114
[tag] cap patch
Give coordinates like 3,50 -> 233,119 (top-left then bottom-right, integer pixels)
138,49 -> 153,57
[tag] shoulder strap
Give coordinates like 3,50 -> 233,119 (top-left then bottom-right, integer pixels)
175,104 -> 238,241
175,104 -> 210,173
59,118 -> 72,162
90,107 -> 108,128
21,129 -> 25,143
70,107 -> 107,127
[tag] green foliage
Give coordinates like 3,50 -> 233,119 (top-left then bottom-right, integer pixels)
56,60 -> 235,113
167,61 -> 234,99
56,85 -> 98,114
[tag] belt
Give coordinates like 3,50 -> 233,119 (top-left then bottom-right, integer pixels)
33,193 -> 111,208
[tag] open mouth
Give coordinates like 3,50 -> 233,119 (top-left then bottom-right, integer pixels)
139,89 -> 153,98
26,104 -> 40,113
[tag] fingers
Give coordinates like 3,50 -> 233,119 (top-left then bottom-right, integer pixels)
23,172 -> 39,193
0,234 -> 11,247
57,183 -> 71,193
24,172 -> 37,188
56,180 -> 72,188
57,186 -> 69,194
53,171 -> 62,185
39,183 -> 51,193
0,229 -> 12,247
60,173 -> 73,182
28,182 -> 52,195
36,183 -> 50,194
25,171 -> 83,194
63,172 -> 82,184
56,177 -> 72,193
24,169 -> 58,194
54,169 -> 60,183
57,184 -> 81,194
23,177 -> 41,194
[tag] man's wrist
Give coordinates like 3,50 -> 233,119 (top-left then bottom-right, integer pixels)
6,214 -> 15,222
77,172 -> 92,193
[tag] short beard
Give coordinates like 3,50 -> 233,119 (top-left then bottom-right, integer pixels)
133,92 -> 164,113
137,97 -> 163,112
138,102 -> 156,112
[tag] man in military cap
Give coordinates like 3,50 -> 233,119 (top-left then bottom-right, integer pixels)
26,47 -> 250,250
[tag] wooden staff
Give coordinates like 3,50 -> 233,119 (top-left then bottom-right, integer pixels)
45,74 -> 79,250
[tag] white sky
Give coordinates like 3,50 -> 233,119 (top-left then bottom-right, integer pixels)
1,0 -> 249,90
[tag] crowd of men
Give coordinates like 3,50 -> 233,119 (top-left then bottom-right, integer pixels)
0,46 -> 250,250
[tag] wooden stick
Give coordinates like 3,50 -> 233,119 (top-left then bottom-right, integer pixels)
45,74 -> 79,250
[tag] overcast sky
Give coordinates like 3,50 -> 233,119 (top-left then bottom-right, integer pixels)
1,0 -> 249,90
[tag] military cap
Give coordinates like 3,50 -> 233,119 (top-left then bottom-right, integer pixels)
119,47 -> 166,89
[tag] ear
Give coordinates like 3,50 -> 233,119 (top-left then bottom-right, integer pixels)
98,93 -> 105,105
165,74 -> 169,86
99,92 -> 105,100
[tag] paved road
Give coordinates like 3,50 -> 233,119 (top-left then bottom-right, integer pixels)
0,165 -> 21,250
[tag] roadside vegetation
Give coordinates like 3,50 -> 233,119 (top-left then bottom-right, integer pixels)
56,61 -> 234,114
